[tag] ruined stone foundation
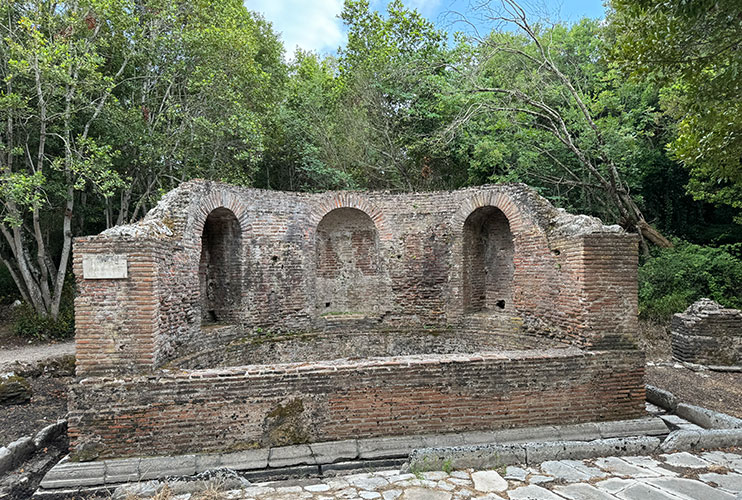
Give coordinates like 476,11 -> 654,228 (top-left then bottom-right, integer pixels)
69,180 -> 645,461
671,299 -> 742,367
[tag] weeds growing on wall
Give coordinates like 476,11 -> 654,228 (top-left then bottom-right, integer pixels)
639,241 -> 742,322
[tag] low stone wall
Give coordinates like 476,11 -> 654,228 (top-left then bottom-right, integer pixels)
671,299 -> 742,366
67,348 -> 645,460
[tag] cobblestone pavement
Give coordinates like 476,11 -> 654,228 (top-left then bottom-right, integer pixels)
185,450 -> 742,500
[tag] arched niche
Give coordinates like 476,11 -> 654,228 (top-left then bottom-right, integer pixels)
315,207 -> 383,315
198,207 -> 242,323
462,206 -> 514,313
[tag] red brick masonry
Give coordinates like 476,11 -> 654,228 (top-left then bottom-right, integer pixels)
68,348 -> 645,459
70,181 -> 644,461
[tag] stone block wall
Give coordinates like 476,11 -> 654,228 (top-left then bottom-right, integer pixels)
671,299 -> 742,366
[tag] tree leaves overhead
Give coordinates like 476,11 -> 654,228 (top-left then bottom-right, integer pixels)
0,0 -> 284,317
607,0 -> 742,217
1,0 -> 740,316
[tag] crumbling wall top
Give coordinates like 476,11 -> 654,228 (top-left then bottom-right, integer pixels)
675,298 -> 742,323
128,179 -> 627,243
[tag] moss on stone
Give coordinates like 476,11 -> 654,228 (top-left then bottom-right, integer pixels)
263,399 -> 309,447
0,374 -> 32,405
69,441 -> 105,462
161,216 -> 176,231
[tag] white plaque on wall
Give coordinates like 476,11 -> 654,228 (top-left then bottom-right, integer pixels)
83,254 -> 128,279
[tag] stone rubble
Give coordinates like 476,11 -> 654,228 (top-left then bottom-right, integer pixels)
114,449 -> 742,500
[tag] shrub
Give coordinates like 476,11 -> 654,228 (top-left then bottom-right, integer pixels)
12,303 -> 75,340
11,277 -> 75,340
639,241 -> 742,322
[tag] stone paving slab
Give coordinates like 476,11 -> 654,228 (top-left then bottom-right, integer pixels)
611,481 -> 682,500
39,417 -> 670,490
593,457 -> 663,477
94,449 -> 742,500
699,472 -> 742,492
643,477 -> 736,500
660,451 -> 711,468
702,450 -> 742,473
552,483 -> 618,500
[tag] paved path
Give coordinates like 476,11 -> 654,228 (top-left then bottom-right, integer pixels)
0,341 -> 74,371
195,450 -> 742,500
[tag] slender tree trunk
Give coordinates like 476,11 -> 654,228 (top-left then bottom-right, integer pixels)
51,185 -> 74,318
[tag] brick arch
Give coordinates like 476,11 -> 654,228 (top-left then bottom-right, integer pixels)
450,191 -> 527,236
308,193 -> 391,241
191,190 -> 251,241
198,207 -> 243,323
185,190 -> 251,327
448,190 -> 549,319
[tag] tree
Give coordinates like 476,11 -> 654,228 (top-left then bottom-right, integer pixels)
607,0 -> 742,219
0,0 -> 285,319
103,0 -> 286,225
258,50 -> 355,191
441,0 -> 671,250
335,0 -> 448,190
1,0 -> 127,318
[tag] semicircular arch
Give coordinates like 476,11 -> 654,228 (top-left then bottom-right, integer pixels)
308,193 -> 391,241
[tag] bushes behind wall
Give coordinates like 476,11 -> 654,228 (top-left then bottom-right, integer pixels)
639,241 -> 742,322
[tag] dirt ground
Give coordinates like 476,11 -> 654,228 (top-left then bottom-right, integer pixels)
0,309 -> 72,444
0,375 -> 70,444
636,319 -> 742,418
646,365 -> 742,418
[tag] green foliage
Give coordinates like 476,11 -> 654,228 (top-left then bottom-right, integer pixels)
1,0 -> 286,313
607,0 -> 742,219
12,300 -> 74,340
11,271 -> 75,339
1,0 -> 740,319
639,242 -> 742,322
258,51 -> 355,191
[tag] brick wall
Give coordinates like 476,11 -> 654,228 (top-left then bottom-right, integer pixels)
73,181 -> 639,373
462,206 -> 514,312
315,207 -> 390,315
67,348 -> 645,459
70,180 -> 645,461
199,207 -> 242,323
169,327 -> 568,370
73,238 -> 163,374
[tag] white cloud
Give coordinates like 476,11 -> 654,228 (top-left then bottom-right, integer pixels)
404,0 -> 442,16
246,0 -> 442,57
246,0 -> 346,56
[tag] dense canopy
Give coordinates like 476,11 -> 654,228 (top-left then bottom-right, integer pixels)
1,0 -> 740,330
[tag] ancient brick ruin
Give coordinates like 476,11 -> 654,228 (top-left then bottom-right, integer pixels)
671,299 -> 742,367
70,180 -> 645,462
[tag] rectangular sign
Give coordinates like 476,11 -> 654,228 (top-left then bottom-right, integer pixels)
82,254 -> 128,279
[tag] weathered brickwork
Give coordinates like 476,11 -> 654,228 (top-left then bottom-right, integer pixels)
70,180 -> 644,462
67,349 -> 644,459
169,326 -> 568,370
671,299 -> 742,366
315,207 -> 390,315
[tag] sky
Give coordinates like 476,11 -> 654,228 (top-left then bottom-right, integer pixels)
244,0 -> 607,57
